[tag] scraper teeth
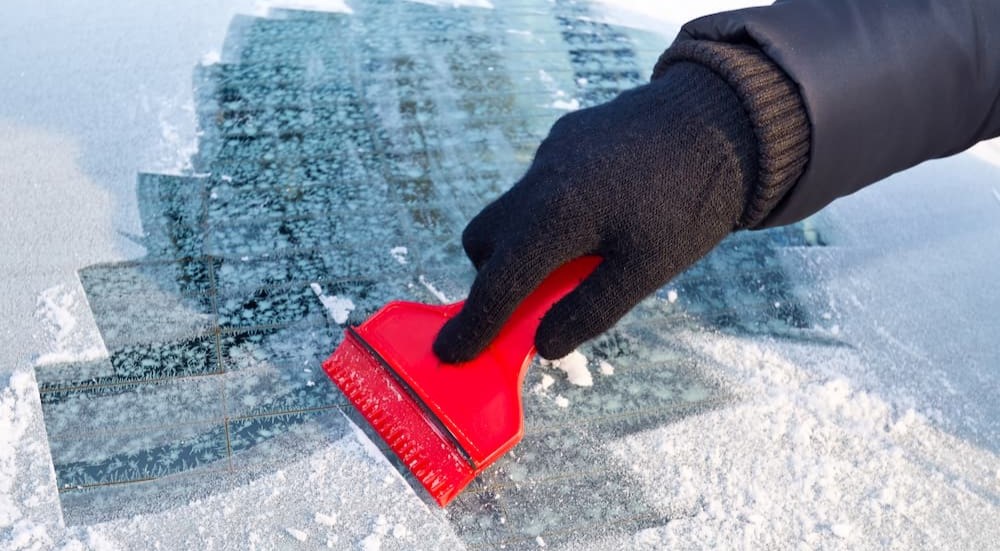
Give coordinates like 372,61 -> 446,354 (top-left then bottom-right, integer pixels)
323,334 -> 475,506
427,476 -> 444,492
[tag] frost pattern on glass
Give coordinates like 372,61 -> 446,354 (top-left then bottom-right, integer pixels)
33,0 -> 825,541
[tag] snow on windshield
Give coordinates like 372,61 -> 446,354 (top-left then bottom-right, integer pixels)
2,1 -> 998,549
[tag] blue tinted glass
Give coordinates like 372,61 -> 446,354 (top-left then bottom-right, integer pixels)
34,0 -> 820,545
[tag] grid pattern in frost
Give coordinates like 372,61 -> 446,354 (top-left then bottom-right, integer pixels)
33,0 -> 826,545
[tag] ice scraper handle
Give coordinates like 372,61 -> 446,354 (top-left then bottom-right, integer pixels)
325,255 -> 601,505
464,256 -> 602,365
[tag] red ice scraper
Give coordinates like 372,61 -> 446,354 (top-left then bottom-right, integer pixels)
322,256 -> 600,506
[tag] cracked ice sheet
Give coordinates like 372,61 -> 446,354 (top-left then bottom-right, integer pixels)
50,413 -> 460,550
5,363 -> 457,550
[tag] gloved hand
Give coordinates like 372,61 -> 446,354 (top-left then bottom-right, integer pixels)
433,57 -> 790,363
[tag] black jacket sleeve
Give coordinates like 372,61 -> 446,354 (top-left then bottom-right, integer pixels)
671,0 -> 1000,228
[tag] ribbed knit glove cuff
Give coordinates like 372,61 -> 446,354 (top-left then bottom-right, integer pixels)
653,41 -> 811,229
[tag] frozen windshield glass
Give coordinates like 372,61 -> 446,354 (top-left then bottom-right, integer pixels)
5,1 -> 997,549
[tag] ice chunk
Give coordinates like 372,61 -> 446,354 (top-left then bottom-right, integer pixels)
418,275 -> 450,303
541,350 -> 593,387
390,246 -> 408,265
310,283 -> 355,324
314,512 -> 337,527
599,361 -> 615,376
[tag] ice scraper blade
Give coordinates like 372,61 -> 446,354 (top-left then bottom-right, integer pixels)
321,256 -> 600,506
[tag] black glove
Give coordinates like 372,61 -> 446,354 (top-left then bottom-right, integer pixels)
434,44 -> 809,363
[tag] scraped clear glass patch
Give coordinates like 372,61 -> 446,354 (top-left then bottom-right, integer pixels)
34,0 -> 826,544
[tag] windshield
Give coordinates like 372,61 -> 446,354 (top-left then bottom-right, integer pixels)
3,1 -> 998,549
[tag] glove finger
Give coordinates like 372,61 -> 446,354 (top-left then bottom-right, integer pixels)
534,254 -> 669,360
460,198 -> 510,270
433,241 -> 570,364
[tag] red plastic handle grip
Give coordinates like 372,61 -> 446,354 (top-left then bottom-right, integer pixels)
348,256 -> 602,471
470,255 -> 602,367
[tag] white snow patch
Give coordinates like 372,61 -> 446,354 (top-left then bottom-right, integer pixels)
598,360 -> 615,376
200,50 -> 221,66
540,350 -> 592,387
607,332 -> 1000,549
314,512 -> 337,526
359,534 -> 381,550
550,98 -> 580,111
255,0 -> 353,16
156,99 -> 198,175
536,535 -> 547,547
969,136 -> 1000,168
285,527 -> 308,542
407,0 -> 494,9
34,282 -> 107,366
666,289 -> 678,303
830,522 -> 852,539
390,246 -> 409,265
418,275 -> 450,303
0,370 -> 64,550
532,373 -> 556,397
310,282 -> 355,324
553,395 -> 570,408
359,514 -> 390,551
535,70 -> 580,111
